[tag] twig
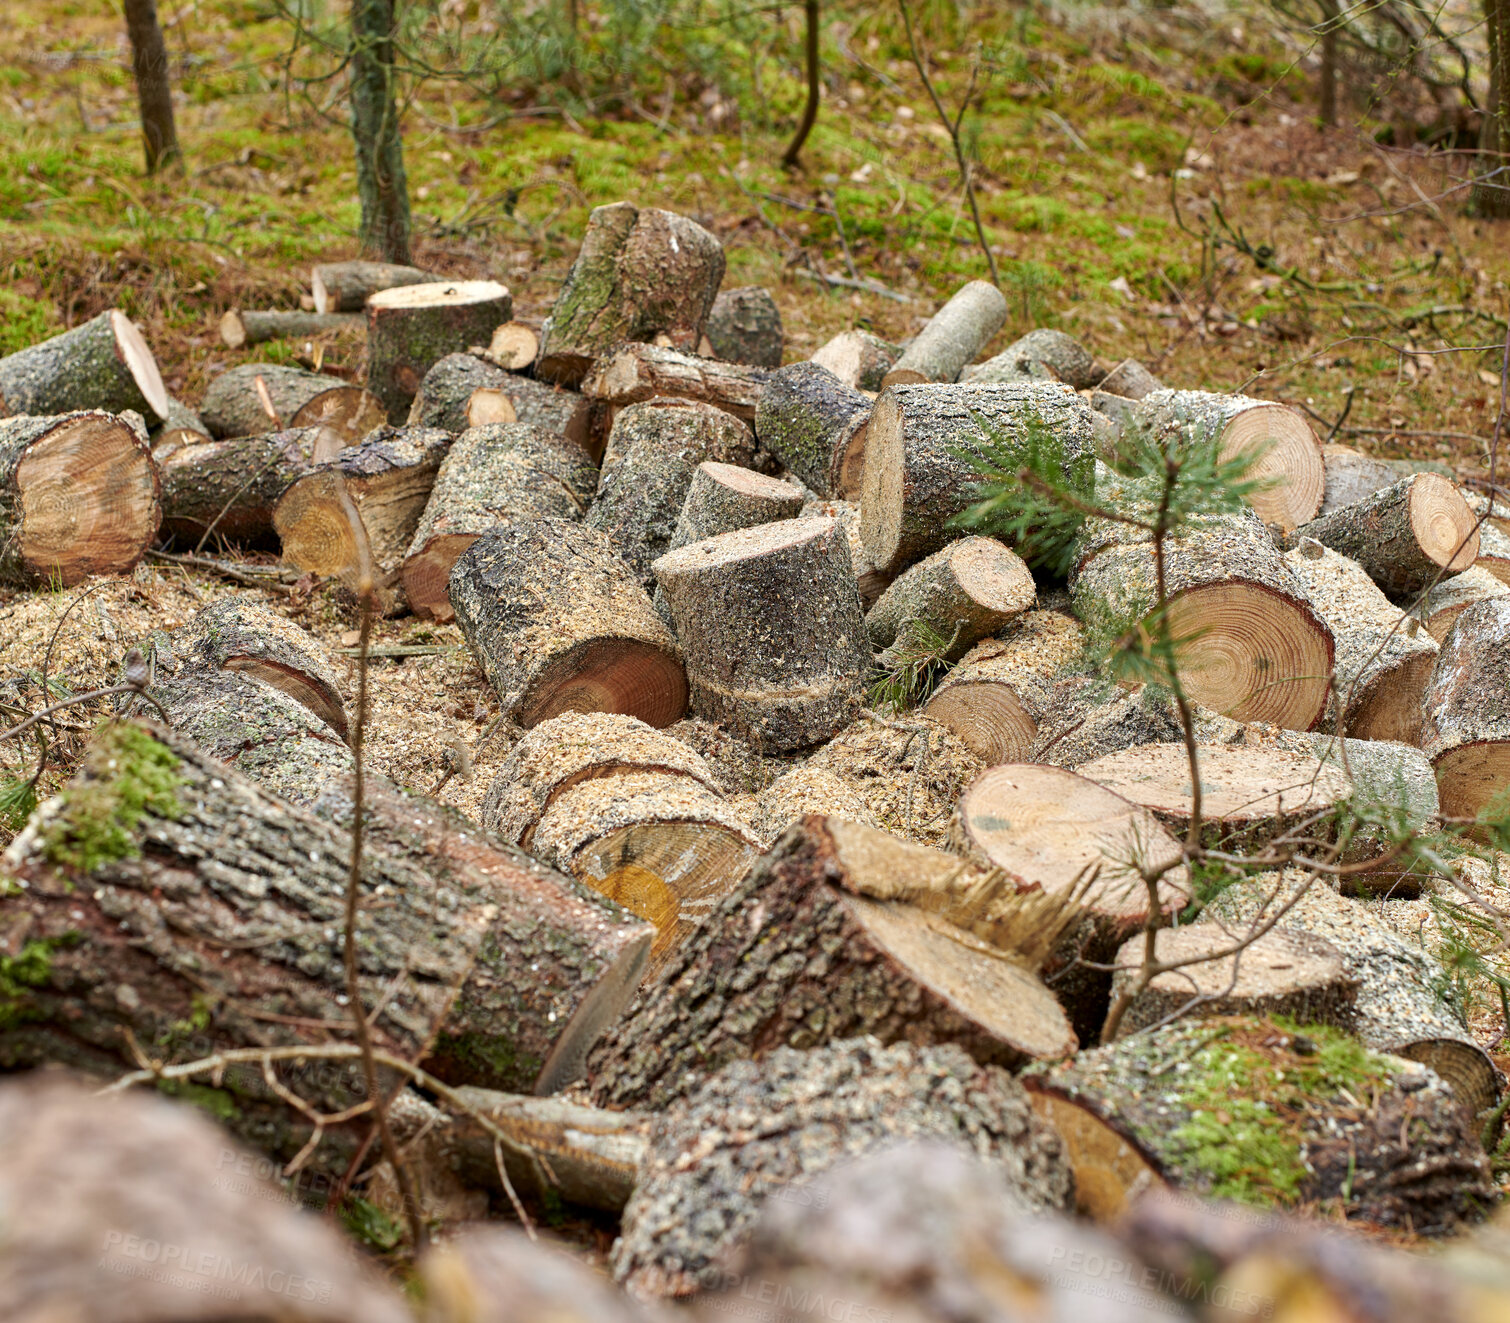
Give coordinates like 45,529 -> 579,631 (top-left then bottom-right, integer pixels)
146,549 -> 297,595
795,268 -> 911,302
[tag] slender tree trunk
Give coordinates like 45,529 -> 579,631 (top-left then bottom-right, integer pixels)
1317,0 -> 1340,128
781,0 -> 821,167
1478,0 -> 1510,217
350,0 -> 413,263
123,0 -> 181,174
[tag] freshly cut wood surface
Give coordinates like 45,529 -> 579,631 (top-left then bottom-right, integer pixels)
311,257 -> 442,312
147,395 -> 211,457
1420,564 -> 1509,642
700,285 -> 783,368
219,307 -> 359,348
810,327 -> 899,391
753,360 -> 872,498
485,319 -> 540,370
881,280 -> 1009,387
1420,596 -> 1510,826
1023,1086 -> 1166,1221
0,308 -> 169,421
200,362 -> 383,440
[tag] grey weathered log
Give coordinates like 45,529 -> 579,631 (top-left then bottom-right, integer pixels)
1420,596 -> 1510,826
753,361 -> 872,498
200,362 -> 384,440
653,517 -> 869,752
147,395 -> 211,457
1028,679 -> 1239,770
700,285 -> 783,368
310,258 -> 443,313
810,328 -> 900,391
1297,472 -> 1478,596
0,411 -> 161,587
0,309 -> 169,421
450,518 -> 688,729
861,379 -> 1098,574
881,280 -> 1009,387
1321,443 -> 1416,514
407,350 -> 592,447
536,202 -> 726,386
1097,356 -> 1164,400
399,421 -> 598,621
1418,564 -> 1509,642
580,343 -> 769,422
366,279 -> 514,422
799,496 -> 892,606
964,328 -> 1097,389
219,308 -> 361,349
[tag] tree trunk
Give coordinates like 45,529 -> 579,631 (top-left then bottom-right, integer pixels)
753,361 -> 872,498
200,363 -> 383,440
810,328 -> 900,391
1419,564 -> 1509,641
0,309 -> 168,421
699,286 -> 784,367
580,343 -> 770,422
1476,0 -> 1510,217
123,0 -> 182,174
881,280 -> 1009,387
311,259 -> 439,313
1420,597 -> 1510,825
220,309 -> 360,349
407,351 -> 591,448
349,0 -> 412,263
1319,0 -> 1341,126
964,328 -> 1097,389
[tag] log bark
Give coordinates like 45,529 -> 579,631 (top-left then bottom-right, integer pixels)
964,327 -> 1097,389
587,816 -> 1078,1111
747,764 -> 879,843
449,518 -> 688,729
1119,388 -> 1325,530
653,516 -> 869,752
1097,356 -> 1164,400
1420,596 -> 1510,825
1321,442 -> 1414,514
1297,472 -> 1479,596
613,1040 -> 1073,1300
407,351 -> 592,448
700,286 -> 783,368
200,363 -> 384,440
580,343 -> 769,422
1473,518 -> 1510,584
881,280 -> 1009,387
219,308 -> 361,349
366,279 -> 513,422
810,328 -> 900,392
535,202 -> 726,386
919,609 -> 1085,764
798,496 -> 892,606
586,398 -> 757,586
273,424 -> 452,612
865,535 -> 1035,663
1028,679 -> 1232,770
1419,564 -> 1509,642
311,259 -> 441,313
752,361 -> 872,498
483,320 -> 541,371
399,421 -> 598,621
147,395 -> 211,458
0,411 -> 161,587
1284,541 -> 1439,743
0,309 -> 169,421
860,380 -> 1098,575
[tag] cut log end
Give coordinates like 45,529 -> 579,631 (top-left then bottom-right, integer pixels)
534,933 -> 652,1095
879,366 -> 929,389
524,637 -> 690,731
1348,647 -> 1438,744
401,532 -> 476,622
109,309 -> 170,420
1431,740 -> 1510,826
288,385 -> 386,440
921,681 -> 1037,766
272,476 -> 360,577
487,322 -> 541,371
832,417 -> 870,499
1220,403 -> 1324,530
1024,1088 -> 1165,1221
466,387 -> 519,429
1410,471 -> 1479,572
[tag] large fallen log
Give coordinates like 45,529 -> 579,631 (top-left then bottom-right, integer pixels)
881,280 -> 1009,387
407,351 -> 593,448
200,363 -> 383,440
311,258 -> 443,313
964,327 -> 1098,389
219,308 -> 360,349
1420,596 -> 1510,826
810,327 -> 899,391
580,343 -> 769,424
753,361 -> 872,498
0,308 -> 169,420
699,285 -> 783,368
0,411 -> 161,586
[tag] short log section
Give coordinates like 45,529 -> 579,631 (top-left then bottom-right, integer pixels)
1420,565 -> 1509,642
0,309 -> 169,420
881,280 -> 1009,387
408,351 -> 592,448
811,328 -> 899,391
753,361 -> 872,498
1420,597 -> 1510,826
200,362 -> 383,440
700,285 -> 784,368
311,258 -> 443,312
580,343 -> 769,423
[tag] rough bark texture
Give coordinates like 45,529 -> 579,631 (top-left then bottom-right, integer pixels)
201,363 -> 383,440
881,281 -> 1010,387
1420,596 -> 1510,824
586,398 -> 757,586
535,202 -> 726,386
701,286 -> 784,368
1097,356 -> 1164,400
0,309 -> 168,421
1030,680 -> 1239,769
1284,541 -> 1439,743
810,328 -> 900,392
124,0 -> 181,174
753,361 -> 872,498
449,518 -> 688,729
1321,443 -> 1418,514
366,280 -> 513,422
220,309 -> 361,349
613,1041 -> 1074,1300
798,496 -> 893,606
746,764 -> 879,843
1420,564 -> 1509,642
964,328 -> 1097,389
311,259 -> 440,313
653,517 -> 870,752
586,816 -> 1077,1111
1298,472 -> 1479,596
0,411 -> 161,587
580,343 -> 769,422
407,350 -> 592,447
349,0 -> 412,262
860,380 -> 1098,575
399,421 -> 598,620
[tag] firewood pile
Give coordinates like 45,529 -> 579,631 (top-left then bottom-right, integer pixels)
1,198 -> 1509,1320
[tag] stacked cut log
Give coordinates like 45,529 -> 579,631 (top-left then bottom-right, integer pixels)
799,495 -> 892,606
1096,356 -> 1164,400
146,395 -> 211,457
0,411 -> 161,586
311,258 -> 443,313
699,285 -> 783,367
745,764 -> 879,843
273,424 -> 452,612
1030,678 -> 1238,769
399,421 -> 599,621
536,202 -> 726,386
810,328 -> 899,392
366,279 -> 513,422
449,519 -> 688,729
0,308 -> 169,420
580,343 -> 769,428
200,362 -> 384,440
1421,597 -> 1510,826
753,360 -> 872,497
1321,443 -> 1424,514
408,350 -> 593,448
587,815 -> 1079,1111
1418,563 -> 1509,641
964,327 -> 1098,389
881,280 -> 1009,387
219,308 -> 360,349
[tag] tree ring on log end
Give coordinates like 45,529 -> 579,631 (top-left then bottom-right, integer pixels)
1023,1087 -> 1165,1221
1219,403 -> 1323,530
1393,1037 -> 1501,1122
1409,471 -> 1479,573
921,681 -> 1036,766
522,637 -> 689,730
289,385 -> 386,442
1431,741 -> 1510,828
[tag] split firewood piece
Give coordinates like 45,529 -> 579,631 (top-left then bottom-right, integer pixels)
587,815 -> 1079,1110
1119,388 -> 1325,530
800,496 -> 893,606
536,202 -> 726,385
399,422 -> 599,621
810,327 -> 900,391
753,361 -> 872,498
612,1040 -> 1073,1300
219,308 -> 360,348
1077,741 -> 1353,851
480,710 -> 723,849
367,279 -> 513,422
964,328 -> 1098,389
747,764 -> 879,843
653,517 -> 870,752
311,258 -> 444,312
1421,596 -> 1510,826
147,395 -> 211,457
881,280 -> 1010,387
408,350 -> 593,446
450,518 -> 688,728
1023,1015 -> 1494,1234
919,609 -> 1085,764
0,411 -> 160,587
866,535 -> 1035,663
484,319 -> 540,370
1072,486 -> 1334,729
861,380 -> 1098,575
1297,472 -> 1478,596
0,308 -> 169,420
0,1077 -> 414,1323
1419,564 -> 1509,642
1321,443 -> 1416,514
580,343 -> 770,423
1284,540 -> 1438,744
157,424 -> 342,545
586,397 -> 757,585
1097,356 -> 1164,400
699,285 -> 784,368
1474,519 -> 1510,584
200,362 -> 384,440
273,424 -> 453,612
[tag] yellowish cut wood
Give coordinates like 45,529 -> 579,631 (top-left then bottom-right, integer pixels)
1022,1087 -> 1166,1222
485,320 -> 540,370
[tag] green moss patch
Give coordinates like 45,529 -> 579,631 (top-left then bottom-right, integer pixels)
0,933 -> 81,1028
